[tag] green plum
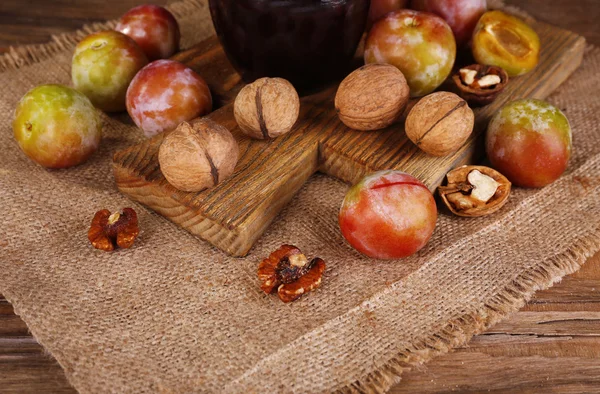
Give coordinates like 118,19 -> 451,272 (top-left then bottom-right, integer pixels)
486,99 -> 572,188
72,31 -> 148,112
364,10 -> 456,97
13,84 -> 102,168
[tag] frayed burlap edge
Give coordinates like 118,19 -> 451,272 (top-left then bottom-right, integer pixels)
0,0 -> 207,73
3,0 -> 599,393
340,226 -> 600,393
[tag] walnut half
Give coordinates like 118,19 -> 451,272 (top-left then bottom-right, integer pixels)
257,245 -> 326,303
438,166 -> 511,217
452,64 -> 509,107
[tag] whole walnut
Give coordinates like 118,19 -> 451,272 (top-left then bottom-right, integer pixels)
335,63 -> 410,131
234,77 -> 300,139
405,92 -> 474,156
158,118 -> 239,192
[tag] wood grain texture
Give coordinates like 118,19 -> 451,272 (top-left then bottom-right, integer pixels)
0,0 -> 170,50
393,251 -> 600,393
505,0 -> 600,47
0,295 -> 75,393
113,21 -> 586,257
1,1 -> 599,393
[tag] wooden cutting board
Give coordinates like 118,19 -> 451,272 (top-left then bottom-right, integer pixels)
113,20 -> 585,257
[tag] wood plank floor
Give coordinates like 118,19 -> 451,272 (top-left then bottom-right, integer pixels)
1,0 -> 599,392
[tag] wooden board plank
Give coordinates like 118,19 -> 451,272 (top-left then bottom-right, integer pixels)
0,295 -> 76,394
390,251 -> 600,393
113,20 -> 586,257
395,352 -> 600,393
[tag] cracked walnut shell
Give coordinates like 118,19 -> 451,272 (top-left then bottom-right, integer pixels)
452,64 -> 509,106
335,63 -> 410,131
257,245 -> 326,303
158,118 -> 239,192
234,77 -> 300,139
438,165 -> 511,217
88,208 -> 139,251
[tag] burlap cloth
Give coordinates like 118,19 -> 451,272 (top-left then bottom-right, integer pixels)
1,1 -> 600,392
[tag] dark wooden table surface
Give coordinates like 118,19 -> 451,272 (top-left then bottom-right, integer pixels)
1,1 -> 599,392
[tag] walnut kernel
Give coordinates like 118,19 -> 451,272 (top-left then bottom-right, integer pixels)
257,245 -> 326,303
88,208 -> 139,251
438,165 -> 511,217
453,64 -> 509,106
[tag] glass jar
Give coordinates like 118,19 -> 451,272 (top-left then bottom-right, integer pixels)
209,0 -> 370,93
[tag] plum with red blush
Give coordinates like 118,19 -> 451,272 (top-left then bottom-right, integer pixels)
126,60 -> 212,138
486,99 -> 572,188
339,170 -> 437,260
116,5 -> 180,61
411,0 -> 486,47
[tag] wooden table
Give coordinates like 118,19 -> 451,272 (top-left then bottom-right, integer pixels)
1,1 -> 599,392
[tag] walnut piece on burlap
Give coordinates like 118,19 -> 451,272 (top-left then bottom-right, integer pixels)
1,1 -> 600,393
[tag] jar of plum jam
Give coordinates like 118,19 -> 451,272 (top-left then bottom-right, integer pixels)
209,0 -> 370,92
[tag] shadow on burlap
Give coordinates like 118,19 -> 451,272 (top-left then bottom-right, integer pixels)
1,1 -> 600,392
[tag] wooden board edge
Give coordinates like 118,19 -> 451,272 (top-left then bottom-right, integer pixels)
112,161 -> 248,256
112,147 -> 321,256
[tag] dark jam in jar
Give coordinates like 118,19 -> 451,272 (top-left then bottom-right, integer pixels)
209,0 -> 370,93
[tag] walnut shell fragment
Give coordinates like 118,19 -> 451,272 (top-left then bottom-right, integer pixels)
335,63 -> 410,131
257,245 -> 326,303
234,77 -> 300,139
88,208 -> 140,251
438,165 -> 511,217
452,64 -> 508,106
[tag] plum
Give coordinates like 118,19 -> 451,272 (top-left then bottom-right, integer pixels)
364,10 -> 456,97
116,5 -> 180,61
486,99 -> 572,188
411,0 -> 486,47
12,84 -> 102,168
126,60 -> 212,137
72,31 -> 148,112
472,10 -> 540,77
339,170 -> 437,259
